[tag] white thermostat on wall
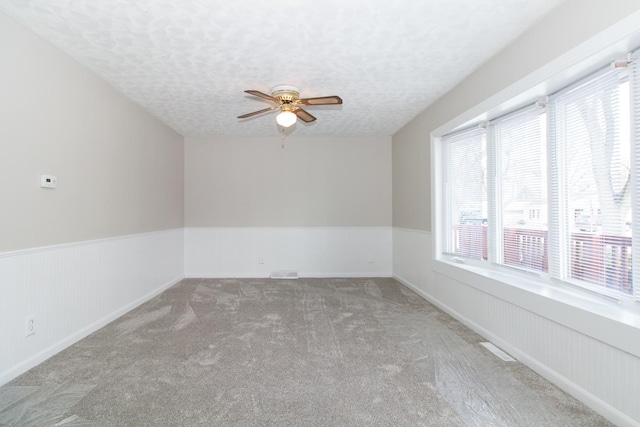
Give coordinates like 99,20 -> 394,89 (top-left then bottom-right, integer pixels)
40,174 -> 57,189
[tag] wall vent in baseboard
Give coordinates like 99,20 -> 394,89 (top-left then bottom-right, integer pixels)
270,270 -> 299,279
480,342 -> 515,362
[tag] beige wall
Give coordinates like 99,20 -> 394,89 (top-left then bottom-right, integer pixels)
185,136 -> 392,227
392,0 -> 640,231
0,12 -> 184,252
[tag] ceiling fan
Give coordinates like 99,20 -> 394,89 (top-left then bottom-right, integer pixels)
238,85 -> 342,128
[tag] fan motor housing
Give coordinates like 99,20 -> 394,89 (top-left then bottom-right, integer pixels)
271,84 -> 300,103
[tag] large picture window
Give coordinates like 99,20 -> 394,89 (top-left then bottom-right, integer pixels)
440,56 -> 639,301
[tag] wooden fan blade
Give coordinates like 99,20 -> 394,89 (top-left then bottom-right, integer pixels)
295,95 -> 342,106
237,106 -> 278,119
245,90 -> 278,103
293,107 -> 316,123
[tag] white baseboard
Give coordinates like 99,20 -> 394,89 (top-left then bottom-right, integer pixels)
185,272 -> 392,279
184,273 -> 270,279
300,272 -> 392,278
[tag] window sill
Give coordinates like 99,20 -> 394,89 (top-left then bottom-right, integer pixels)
433,257 -> 640,358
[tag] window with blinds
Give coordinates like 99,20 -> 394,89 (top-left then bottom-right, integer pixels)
442,127 -> 487,260
550,66 -> 632,295
492,108 -> 547,273
439,49 -> 640,301
632,51 -> 640,302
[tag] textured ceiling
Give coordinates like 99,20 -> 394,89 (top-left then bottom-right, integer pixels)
0,0 -> 564,137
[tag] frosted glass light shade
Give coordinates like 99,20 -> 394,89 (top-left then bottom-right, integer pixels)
276,111 -> 297,127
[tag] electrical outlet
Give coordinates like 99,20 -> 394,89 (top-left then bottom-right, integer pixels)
368,255 -> 375,263
26,315 -> 36,337
259,256 -> 265,264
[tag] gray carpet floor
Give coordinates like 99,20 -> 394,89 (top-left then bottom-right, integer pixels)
1,278 -> 611,426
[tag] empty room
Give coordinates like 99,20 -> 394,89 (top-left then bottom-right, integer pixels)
1,0 -> 640,425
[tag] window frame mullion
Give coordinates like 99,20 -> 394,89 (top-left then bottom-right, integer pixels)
486,123 -> 501,264
630,52 -> 640,302
547,98 -> 570,281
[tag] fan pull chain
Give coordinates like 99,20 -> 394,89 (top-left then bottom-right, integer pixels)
281,127 -> 285,148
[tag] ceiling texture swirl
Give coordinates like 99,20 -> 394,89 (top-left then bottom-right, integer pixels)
0,0 -> 564,137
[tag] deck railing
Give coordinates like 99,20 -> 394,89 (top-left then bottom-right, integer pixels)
452,225 -> 632,295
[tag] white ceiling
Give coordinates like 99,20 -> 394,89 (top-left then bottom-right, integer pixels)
0,0 -> 564,137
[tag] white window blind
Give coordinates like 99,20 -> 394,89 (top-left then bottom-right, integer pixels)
549,66 -> 632,296
492,107 -> 547,273
442,127 -> 487,260
631,51 -> 640,301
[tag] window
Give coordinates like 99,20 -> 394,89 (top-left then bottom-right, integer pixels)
440,53 -> 640,301
491,107 -> 547,273
550,67 -> 631,295
442,127 -> 487,260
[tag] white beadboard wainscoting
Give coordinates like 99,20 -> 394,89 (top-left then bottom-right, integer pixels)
392,227 -> 640,427
0,228 -> 184,386
184,227 -> 392,278
392,227 -> 433,289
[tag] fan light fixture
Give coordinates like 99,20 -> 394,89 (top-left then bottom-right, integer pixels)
276,110 -> 297,127
238,84 -> 342,131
